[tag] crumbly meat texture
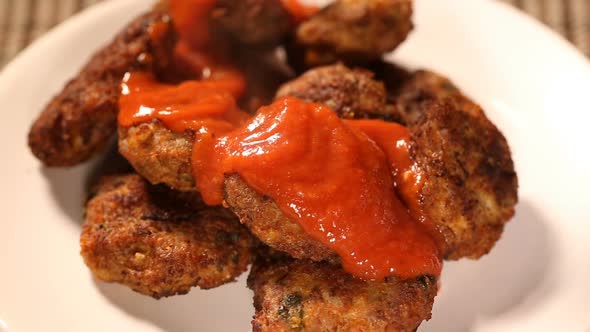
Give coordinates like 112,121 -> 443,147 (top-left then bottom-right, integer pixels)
294,0 -> 413,67
80,174 -> 256,298
248,255 -> 437,332
118,121 -> 195,191
224,174 -> 336,262
28,11 -> 176,167
275,63 -> 387,118
410,101 -> 518,259
211,0 -> 294,47
377,69 -> 518,259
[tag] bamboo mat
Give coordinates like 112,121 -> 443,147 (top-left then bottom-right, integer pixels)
0,0 -> 589,68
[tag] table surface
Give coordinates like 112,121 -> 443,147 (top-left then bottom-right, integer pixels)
0,0 -> 589,68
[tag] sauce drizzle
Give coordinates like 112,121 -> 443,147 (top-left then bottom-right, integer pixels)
191,97 -> 442,280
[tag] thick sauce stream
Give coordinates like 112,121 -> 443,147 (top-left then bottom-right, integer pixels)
118,0 -> 443,281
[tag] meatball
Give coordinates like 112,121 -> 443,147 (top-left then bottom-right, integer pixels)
410,101 -> 518,260
80,174 -> 256,298
248,254 -> 438,332
293,0 -> 413,67
275,63 -> 387,118
28,10 -> 176,167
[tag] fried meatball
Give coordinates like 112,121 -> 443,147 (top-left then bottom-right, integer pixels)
294,0 -> 413,67
118,121 -> 195,191
248,255 -> 437,332
275,63 -> 387,118
410,101 -> 518,260
28,11 -> 176,167
374,69 -> 518,259
211,0 -> 294,47
80,174 -> 256,298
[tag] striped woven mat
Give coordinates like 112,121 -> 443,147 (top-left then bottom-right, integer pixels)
0,0 -> 588,68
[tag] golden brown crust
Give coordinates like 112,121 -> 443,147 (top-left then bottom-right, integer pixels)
275,63 -> 387,118
410,101 -> 518,259
385,70 -> 484,125
248,256 -> 437,332
80,174 -> 256,298
224,174 -> 336,262
118,121 -> 196,191
28,11 -> 176,167
378,70 -> 518,259
295,0 -> 413,67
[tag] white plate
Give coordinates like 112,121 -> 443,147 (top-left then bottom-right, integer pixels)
1,0 -> 590,331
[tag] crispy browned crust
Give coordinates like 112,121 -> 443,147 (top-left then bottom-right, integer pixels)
224,174 -> 336,262
384,70 -> 483,125
28,11 -> 176,167
275,63 -> 387,118
80,174 -> 256,298
410,101 -> 518,260
295,0 -> 413,66
378,70 -> 518,259
211,0 -> 294,47
248,255 -> 437,332
118,121 -> 195,191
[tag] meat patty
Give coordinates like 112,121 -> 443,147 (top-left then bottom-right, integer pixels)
275,63 -> 387,118
293,0 -> 413,67
375,69 -> 518,259
211,0 -> 294,47
80,174 -> 256,298
28,10 -> 176,167
410,101 -> 518,260
248,254 -> 437,332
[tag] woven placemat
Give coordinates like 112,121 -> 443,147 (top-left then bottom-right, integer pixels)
0,0 -> 588,68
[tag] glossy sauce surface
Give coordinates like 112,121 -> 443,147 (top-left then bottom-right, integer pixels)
118,72 -> 248,133
192,97 -> 442,280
